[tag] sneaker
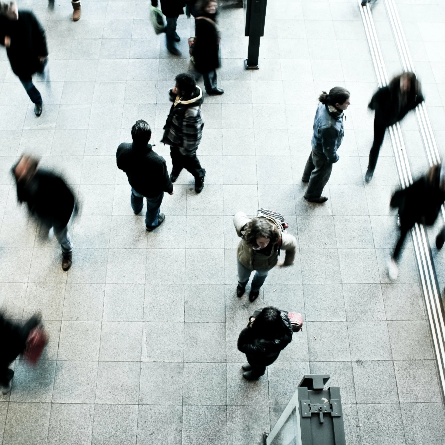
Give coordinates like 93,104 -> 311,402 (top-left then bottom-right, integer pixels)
304,196 -> 328,204
34,102 -> 43,117
388,258 -> 399,280
236,284 -> 246,298
242,363 -> 252,371
365,169 -> 373,183
207,88 -> 224,95
249,290 -> 259,302
62,252 -> 72,271
146,213 -> 165,232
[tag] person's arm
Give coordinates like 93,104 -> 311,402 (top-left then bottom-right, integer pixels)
237,328 -> 266,355
233,212 -> 251,237
279,233 -> 297,267
31,13 -> 48,58
162,162 -> 173,194
321,126 -> 339,163
182,107 -> 203,153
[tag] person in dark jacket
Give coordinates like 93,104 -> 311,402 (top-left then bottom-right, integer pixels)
0,312 -> 42,394
151,0 -> 185,55
192,0 -> 223,95
302,87 -> 350,203
0,2 -> 48,117
388,164 -> 445,280
161,73 -> 206,193
117,120 -> 174,232
366,72 -> 424,183
12,155 -> 77,271
238,307 -> 293,380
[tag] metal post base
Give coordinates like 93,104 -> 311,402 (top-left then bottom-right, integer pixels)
244,59 -> 260,70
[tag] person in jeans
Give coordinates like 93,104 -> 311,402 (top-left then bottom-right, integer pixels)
48,1 -> 81,21
192,0 -> 223,95
233,211 -> 297,302
0,2 -> 48,116
238,307 -> 293,381
161,73 -> 206,193
151,0 -> 185,55
302,87 -> 350,203
365,72 -> 424,183
12,155 -> 77,271
117,120 -> 173,232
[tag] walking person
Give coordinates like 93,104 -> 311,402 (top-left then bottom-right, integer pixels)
0,2 -> 48,116
365,72 -> 424,183
302,87 -> 350,203
192,0 -> 223,95
161,73 -> 206,193
0,312 -> 43,394
237,307 -> 293,381
388,164 -> 445,280
233,211 -> 297,302
12,155 -> 77,271
48,0 -> 81,21
151,0 -> 185,55
117,120 -> 173,232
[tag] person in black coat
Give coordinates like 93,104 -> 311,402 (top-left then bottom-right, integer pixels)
0,2 -> 48,117
365,72 -> 424,183
0,313 -> 41,394
12,155 -> 77,271
151,0 -> 185,55
117,120 -> 174,232
388,164 -> 445,280
237,306 -> 293,380
192,0 -> 223,95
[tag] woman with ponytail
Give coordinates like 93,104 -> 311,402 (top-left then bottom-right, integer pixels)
302,87 -> 350,203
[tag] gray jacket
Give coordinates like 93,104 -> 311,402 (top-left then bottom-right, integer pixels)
311,102 -> 345,163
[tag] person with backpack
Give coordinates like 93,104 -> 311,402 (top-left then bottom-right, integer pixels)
388,164 -> 445,280
237,306 -> 293,381
302,87 -> 350,203
191,0 -> 223,95
233,211 -> 297,302
365,72 -> 424,183
161,73 -> 206,193
116,120 -> 174,232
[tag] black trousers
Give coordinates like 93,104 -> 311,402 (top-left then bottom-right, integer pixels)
246,352 -> 280,378
170,146 -> 205,179
368,116 -> 387,172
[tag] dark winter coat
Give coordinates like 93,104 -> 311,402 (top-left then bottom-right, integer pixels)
390,173 -> 445,230
13,168 -> 76,228
237,312 -> 293,367
159,0 -> 185,17
161,86 -> 204,155
193,14 -> 220,74
369,84 -> 424,128
0,10 -> 48,78
116,142 -> 173,197
0,314 -> 33,367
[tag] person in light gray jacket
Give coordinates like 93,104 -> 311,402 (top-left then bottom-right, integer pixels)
302,87 -> 350,204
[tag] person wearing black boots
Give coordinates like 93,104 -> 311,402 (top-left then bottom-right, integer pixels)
161,73 -> 206,193
233,211 -> 297,302
237,307 -> 293,381
365,72 -> 424,183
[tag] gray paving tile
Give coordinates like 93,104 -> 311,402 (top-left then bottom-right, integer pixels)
0,283 -> 27,319
63,283 -> 104,321
106,248 -> 146,284
184,322 -> 226,363
297,216 -> 336,248
348,321 -> 392,361
66,248 -> 109,284
137,405 -> 182,445
23,282 -> 65,321
183,405 -> 227,445
334,216 -> 374,248
186,215 -> 224,248
227,405 -> 270,445
103,283 -> 144,322
58,321 -> 101,361
143,322 -> 184,362
381,283 -> 426,321
339,249 -> 380,283
185,284 -> 225,322
187,184 -> 224,215
300,248 -> 342,284
185,249 -> 225,284
99,322 -> 142,362
343,284 -> 386,321
258,184 -> 296,216
307,322 -> 350,361
304,284 -> 346,322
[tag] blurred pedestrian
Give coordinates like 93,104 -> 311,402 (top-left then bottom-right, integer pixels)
388,164 -> 445,280
366,72 -> 424,183
117,120 -> 173,232
161,73 -> 206,193
302,87 -> 350,203
12,155 -> 77,271
0,313 -> 42,394
237,307 -> 293,381
233,211 -> 297,302
0,2 -> 48,116
151,0 -> 185,55
47,0 -> 81,21
192,0 -> 223,95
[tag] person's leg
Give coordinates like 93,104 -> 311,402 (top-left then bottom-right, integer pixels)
304,150 -> 333,200
250,269 -> 269,292
436,226 -> 445,250
18,77 -> 42,104
302,151 -> 315,182
165,16 -> 179,50
182,152 -> 206,192
237,260 -> 252,287
131,188 -> 144,215
145,192 -> 164,229
392,226 -> 409,262
203,70 -> 217,92
367,116 -> 387,173
53,224 -> 73,254
170,146 -> 184,181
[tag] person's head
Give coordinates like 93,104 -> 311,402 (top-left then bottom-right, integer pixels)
0,2 -> 18,20
390,72 -> 420,95
318,87 -> 351,111
14,154 -> 39,183
131,119 -> 152,145
250,307 -> 286,339
174,73 -> 197,97
426,163 -> 443,188
197,0 -> 218,14
243,217 -> 280,250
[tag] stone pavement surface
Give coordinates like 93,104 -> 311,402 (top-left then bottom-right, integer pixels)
0,0 -> 444,444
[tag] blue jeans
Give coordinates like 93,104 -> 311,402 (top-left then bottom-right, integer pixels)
19,77 -> 42,104
165,16 -> 178,49
195,70 -> 218,93
131,189 -> 164,229
237,260 -> 269,292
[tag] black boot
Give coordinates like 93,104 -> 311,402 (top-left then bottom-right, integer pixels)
242,363 -> 252,371
243,371 -> 260,381
249,290 -> 259,302
236,284 -> 246,298
195,175 -> 205,193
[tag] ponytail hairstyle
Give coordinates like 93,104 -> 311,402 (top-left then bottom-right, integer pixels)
318,87 -> 350,107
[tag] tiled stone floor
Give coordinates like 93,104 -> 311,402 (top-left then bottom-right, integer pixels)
0,0 -> 444,444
